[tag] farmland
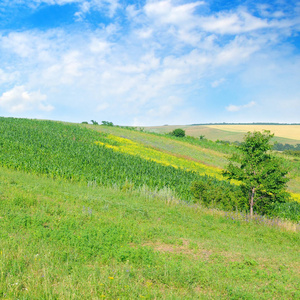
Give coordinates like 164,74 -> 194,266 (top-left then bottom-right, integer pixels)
206,124 -> 300,141
83,123 -> 300,199
0,117 -> 300,299
0,118 -> 236,202
145,124 -> 300,145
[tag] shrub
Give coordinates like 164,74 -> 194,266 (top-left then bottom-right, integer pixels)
170,128 -> 185,137
284,150 -> 300,157
190,178 -> 247,211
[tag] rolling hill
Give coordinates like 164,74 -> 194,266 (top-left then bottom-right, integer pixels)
0,117 -> 299,299
145,124 -> 300,145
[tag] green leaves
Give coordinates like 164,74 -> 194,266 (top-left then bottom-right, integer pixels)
223,130 -> 290,215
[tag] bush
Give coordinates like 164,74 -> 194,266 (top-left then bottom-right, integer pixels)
170,128 -> 185,137
190,178 -> 247,211
284,150 -> 300,157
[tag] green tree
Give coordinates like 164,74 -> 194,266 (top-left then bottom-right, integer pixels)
170,128 -> 185,137
223,131 -> 290,217
101,121 -> 114,126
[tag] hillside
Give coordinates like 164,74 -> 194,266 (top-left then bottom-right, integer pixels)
1,166 -> 300,299
0,117 -> 300,299
82,123 -> 300,199
145,124 -> 300,145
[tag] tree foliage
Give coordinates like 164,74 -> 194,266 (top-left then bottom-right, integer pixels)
170,128 -> 185,137
223,131 -> 290,216
101,121 -> 114,126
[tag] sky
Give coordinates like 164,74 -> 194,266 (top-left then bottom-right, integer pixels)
0,0 -> 300,126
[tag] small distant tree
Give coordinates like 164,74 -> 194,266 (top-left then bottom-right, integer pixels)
170,128 -> 185,137
81,121 -> 88,124
223,131 -> 290,217
91,120 -> 99,125
101,121 -> 114,126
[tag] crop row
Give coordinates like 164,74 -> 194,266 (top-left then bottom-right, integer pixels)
95,134 -> 223,179
0,118 -> 235,201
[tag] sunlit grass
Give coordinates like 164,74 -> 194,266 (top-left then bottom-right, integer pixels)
1,167 -> 299,299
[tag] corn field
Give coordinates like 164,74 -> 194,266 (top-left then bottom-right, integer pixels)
0,117 -> 235,201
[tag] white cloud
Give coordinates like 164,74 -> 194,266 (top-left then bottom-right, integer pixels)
97,103 -> 109,111
200,10 -> 270,34
226,101 -> 256,112
214,37 -> 260,66
3,0 -> 120,20
144,0 -> 204,26
1,1 -> 300,124
135,28 -> 153,39
0,69 -> 19,84
89,39 -> 112,54
0,86 -> 53,113
211,78 -> 225,88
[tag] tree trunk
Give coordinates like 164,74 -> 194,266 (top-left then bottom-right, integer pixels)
250,187 -> 255,217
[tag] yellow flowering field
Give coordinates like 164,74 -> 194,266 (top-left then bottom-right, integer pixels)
291,193 -> 300,203
95,134 -> 300,202
95,135 -> 225,180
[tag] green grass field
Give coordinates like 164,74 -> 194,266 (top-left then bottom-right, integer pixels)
1,117 -> 300,299
1,167 -> 299,299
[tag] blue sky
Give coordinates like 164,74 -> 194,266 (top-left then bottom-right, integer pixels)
0,0 -> 299,125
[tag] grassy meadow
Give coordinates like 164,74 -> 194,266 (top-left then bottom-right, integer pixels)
1,167 -> 300,299
1,117 -> 300,299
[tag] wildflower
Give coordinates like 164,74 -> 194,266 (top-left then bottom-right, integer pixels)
108,276 -> 114,280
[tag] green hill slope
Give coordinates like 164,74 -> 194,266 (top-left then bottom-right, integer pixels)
82,122 -> 300,199
1,167 -> 299,299
0,117 -> 300,299
0,118 -> 238,203
1,117 -> 299,205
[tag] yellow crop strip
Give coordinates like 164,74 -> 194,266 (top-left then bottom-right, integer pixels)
291,193 -> 300,203
206,125 -> 300,141
96,135 -> 300,200
95,135 -> 225,179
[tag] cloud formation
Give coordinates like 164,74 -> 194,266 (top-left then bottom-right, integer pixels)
226,101 -> 256,112
0,86 -> 53,113
0,0 -> 299,124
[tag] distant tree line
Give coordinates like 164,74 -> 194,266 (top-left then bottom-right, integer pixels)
216,139 -> 300,153
272,143 -> 300,151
